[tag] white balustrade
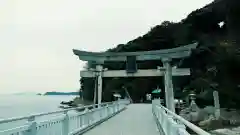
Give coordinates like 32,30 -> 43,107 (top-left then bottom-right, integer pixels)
0,100 -> 130,135
152,99 -> 210,135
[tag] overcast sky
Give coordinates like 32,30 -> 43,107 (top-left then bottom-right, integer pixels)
0,0 -> 213,94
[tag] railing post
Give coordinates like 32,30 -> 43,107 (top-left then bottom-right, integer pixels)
62,111 -> 69,135
26,116 -> 37,135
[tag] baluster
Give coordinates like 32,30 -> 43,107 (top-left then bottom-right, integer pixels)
166,115 -> 175,135
112,103 -> 115,113
104,105 -> 107,117
172,122 -> 187,135
178,126 -> 190,135
88,111 -> 92,125
162,117 -> 166,134
116,102 -> 119,112
105,105 -> 109,118
80,115 -> 83,128
117,102 -> 120,111
167,117 -> 176,135
162,112 -> 168,133
92,109 -> 95,123
26,116 -> 37,135
99,106 -> 103,119
93,109 -> 96,122
84,108 -> 89,126
112,104 -> 115,113
104,105 -> 106,117
106,105 -> 110,117
77,116 -> 79,130
157,110 -> 160,119
90,108 -> 93,124
98,109 -> 101,121
111,104 -> 114,114
160,108 -> 164,123
114,103 -> 117,112
164,116 -> 170,135
105,105 -> 108,118
62,111 -> 69,135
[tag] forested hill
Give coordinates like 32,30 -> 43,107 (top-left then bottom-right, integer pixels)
81,0 -> 240,108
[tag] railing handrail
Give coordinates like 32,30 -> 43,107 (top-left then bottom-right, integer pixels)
0,100 -> 117,124
154,103 -> 210,135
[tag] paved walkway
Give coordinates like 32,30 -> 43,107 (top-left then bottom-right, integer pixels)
83,104 -> 160,135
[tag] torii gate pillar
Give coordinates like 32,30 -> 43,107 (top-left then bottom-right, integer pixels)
96,64 -> 103,106
163,58 -> 175,113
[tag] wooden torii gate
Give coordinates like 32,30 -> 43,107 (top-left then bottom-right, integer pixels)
73,43 -> 197,112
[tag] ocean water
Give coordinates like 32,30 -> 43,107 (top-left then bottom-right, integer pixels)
0,95 -> 76,131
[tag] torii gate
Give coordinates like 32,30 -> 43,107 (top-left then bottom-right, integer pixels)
73,43 -> 197,112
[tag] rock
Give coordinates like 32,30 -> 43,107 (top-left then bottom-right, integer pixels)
211,126 -> 240,135
61,101 -> 73,105
203,106 -> 215,115
189,100 -> 200,112
180,105 -> 209,122
220,108 -> 240,125
199,115 -> 224,130
179,108 -> 191,121
199,115 -> 214,127
191,112 -> 202,122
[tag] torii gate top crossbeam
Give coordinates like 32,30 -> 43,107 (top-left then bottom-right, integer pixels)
73,43 -> 198,62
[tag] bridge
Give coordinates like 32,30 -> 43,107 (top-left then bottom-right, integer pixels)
0,100 -> 210,135
0,43 -> 212,135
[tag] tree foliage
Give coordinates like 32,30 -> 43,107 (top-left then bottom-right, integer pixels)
80,0 -> 240,107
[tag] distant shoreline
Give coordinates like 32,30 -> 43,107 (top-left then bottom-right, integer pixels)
43,92 -> 79,96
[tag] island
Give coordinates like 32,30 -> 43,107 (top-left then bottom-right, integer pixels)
44,92 -> 79,96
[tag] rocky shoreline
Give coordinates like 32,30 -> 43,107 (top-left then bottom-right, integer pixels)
59,97 -> 93,109
179,102 -> 240,134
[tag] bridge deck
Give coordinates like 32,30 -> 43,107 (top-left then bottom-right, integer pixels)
83,104 -> 160,135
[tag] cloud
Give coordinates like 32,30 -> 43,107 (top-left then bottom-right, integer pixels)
0,0 -> 213,93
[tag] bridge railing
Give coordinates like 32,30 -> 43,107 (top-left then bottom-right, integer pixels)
152,99 -> 210,135
0,99 -> 130,135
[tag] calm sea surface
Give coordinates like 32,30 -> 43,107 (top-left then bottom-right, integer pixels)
0,95 -> 76,130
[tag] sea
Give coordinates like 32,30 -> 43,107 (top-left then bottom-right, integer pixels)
0,95 -> 77,131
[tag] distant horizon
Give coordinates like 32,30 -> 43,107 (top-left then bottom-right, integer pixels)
0,90 -> 79,95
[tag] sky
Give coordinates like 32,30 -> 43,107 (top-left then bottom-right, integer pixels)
0,0 -> 213,94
